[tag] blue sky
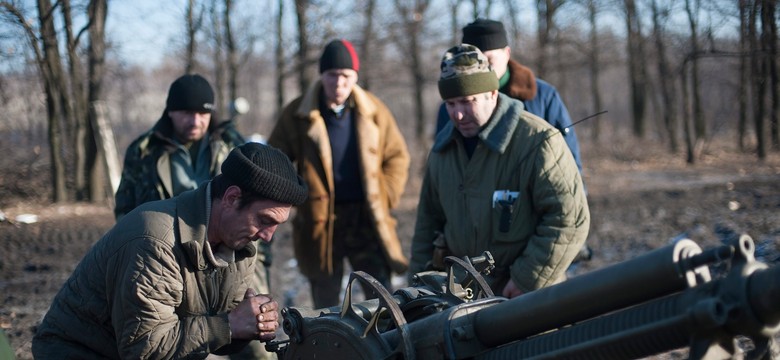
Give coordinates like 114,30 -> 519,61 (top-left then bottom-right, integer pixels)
107,1 -> 186,67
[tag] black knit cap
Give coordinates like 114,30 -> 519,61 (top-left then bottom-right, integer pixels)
221,143 -> 308,206
319,39 -> 360,73
462,18 -> 509,51
166,74 -> 215,112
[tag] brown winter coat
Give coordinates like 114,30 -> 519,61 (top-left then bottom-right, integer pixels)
268,82 -> 410,277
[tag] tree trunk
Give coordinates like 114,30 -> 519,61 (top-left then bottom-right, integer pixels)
38,0 -> 69,202
681,61 -> 695,164
750,1 -> 767,160
448,0 -> 461,46
211,1 -> 225,115
624,0 -> 647,138
738,0 -> 750,151
62,0 -> 89,200
294,0 -> 313,93
87,0 -> 108,201
360,0 -> 376,90
224,0 -> 239,108
275,0 -> 285,113
392,0 -> 430,146
763,0 -> 778,150
536,0 -> 554,78
223,0 -> 240,118
587,0 -> 602,142
186,0 -> 198,74
684,0 -> 705,141
651,0 -> 678,152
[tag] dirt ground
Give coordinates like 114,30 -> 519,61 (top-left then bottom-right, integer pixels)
2,135 -> 780,359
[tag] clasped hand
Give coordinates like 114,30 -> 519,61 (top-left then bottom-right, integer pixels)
228,288 -> 280,341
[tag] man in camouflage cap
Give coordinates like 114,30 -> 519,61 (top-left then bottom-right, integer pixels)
410,44 -> 590,298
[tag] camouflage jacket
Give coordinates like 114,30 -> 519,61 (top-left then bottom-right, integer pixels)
114,115 -> 244,220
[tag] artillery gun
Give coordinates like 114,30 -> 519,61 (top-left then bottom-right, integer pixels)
266,235 -> 780,359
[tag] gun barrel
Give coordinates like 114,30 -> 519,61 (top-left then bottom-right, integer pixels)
475,239 -> 710,347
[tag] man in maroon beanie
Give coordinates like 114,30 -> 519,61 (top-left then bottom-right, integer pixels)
268,39 -> 410,309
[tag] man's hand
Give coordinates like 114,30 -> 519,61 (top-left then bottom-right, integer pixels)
228,288 -> 280,341
501,279 -> 524,299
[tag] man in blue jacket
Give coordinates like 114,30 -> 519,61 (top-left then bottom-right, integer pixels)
435,18 -> 583,173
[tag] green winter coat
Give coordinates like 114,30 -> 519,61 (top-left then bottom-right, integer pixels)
410,93 -> 590,294
268,81 -> 410,277
33,185 -> 256,359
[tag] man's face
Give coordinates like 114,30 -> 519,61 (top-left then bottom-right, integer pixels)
169,110 -> 211,144
215,187 -> 292,251
482,46 -> 511,78
321,68 -> 358,106
445,91 -> 498,138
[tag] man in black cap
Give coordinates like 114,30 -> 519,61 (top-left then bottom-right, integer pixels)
114,73 -> 244,220
434,18 -> 583,173
268,39 -> 410,309
34,143 -> 308,359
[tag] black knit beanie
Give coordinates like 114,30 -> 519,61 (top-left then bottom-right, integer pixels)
462,18 -> 509,51
166,74 -> 215,112
319,39 -> 360,73
221,143 -> 308,206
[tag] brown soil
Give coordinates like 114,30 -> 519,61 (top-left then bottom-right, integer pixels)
2,136 -> 780,359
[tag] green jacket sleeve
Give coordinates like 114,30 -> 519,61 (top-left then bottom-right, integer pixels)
510,132 -> 590,292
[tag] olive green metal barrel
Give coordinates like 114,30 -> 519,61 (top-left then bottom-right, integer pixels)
475,239 -> 712,347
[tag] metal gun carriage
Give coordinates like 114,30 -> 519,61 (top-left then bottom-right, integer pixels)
267,235 -> 780,359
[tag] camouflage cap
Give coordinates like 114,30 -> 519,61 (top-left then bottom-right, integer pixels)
438,44 -> 498,100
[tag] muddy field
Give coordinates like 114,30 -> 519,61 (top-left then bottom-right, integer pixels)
2,136 -> 780,359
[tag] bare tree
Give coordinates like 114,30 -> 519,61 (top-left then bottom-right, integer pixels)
748,0 -> 767,159
185,0 -> 204,74
684,0 -> 705,142
360,0 -> 377,90
224,0 -> 238,105
470,0 -> 494,18
738,0 -> 750,151
391,0 -> 431,145
651,0 -> 678,152
586,0 -> 603,142
35,0 -> 70,202
275,0 -> 285,112
209,0 -> 225,113
85,0 -> 108,201
294,0 -> 314,92
3,0 -> 111,203
536,0 -> 561,78
624,0 -> 648,138
61,0 -> 88,199
448,0 -> 464,45
764,0 -> 778,150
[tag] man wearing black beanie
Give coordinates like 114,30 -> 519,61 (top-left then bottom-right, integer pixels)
115,73 -> 242,220
34,143 -> 307,359
269,39 -> 410,309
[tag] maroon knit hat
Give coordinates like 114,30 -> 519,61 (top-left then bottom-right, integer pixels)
319,39 -> 360,73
